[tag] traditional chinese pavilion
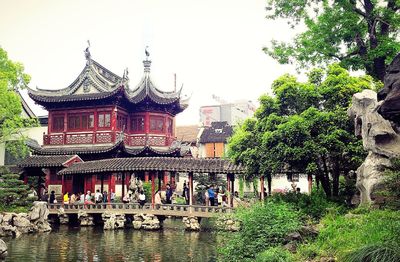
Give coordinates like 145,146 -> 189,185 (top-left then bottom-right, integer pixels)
21,49 -> 190,196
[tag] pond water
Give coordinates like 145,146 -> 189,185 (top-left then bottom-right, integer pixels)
3,219 -> 218,262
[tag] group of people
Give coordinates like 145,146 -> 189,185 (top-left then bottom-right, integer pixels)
203,185 -> 229,207
57,190 -> 116,205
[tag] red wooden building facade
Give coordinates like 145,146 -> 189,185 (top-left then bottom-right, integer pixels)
22,49 -> 190,197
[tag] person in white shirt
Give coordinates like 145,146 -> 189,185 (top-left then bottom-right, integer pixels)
139,190 -> 146,208
95,190 -> 103,204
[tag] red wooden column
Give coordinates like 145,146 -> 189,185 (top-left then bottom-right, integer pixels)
122,173 -> 125,197
188,172 -> 194,206
151,172 -> 155,208
144,171 -> 149,182
170,172 -> 176,190
100,174 -> 104,193
23,173 -> 28,185
109,173 -> 116,200
125,172 -> 130,192
227,173 -> 231,207
163,171 -> 169,188
61,174 -> 65,206
230,174 -> 235,206
91,175 -> 96,193
260,176 -> 265,201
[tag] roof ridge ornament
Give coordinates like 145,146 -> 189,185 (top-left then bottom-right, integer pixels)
84,40 -> 91,65
143,46 -> 151,73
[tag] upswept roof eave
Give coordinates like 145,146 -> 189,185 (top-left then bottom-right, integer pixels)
27,59 -> 122,98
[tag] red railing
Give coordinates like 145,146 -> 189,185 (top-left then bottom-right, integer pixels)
44,132 -> 175,146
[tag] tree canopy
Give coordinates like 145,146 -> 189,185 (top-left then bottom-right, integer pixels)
228,64 -> 378,197
0,47 -> 37,158
264,0 -> 400,81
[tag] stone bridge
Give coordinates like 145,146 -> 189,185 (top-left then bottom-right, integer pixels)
49,203 -> 234,218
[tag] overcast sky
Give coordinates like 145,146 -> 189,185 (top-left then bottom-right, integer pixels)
0,0 -> 301,125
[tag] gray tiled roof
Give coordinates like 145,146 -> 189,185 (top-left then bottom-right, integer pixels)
199,121 -> 233,143
58,157 -> 245,175
18,155 -> 78,167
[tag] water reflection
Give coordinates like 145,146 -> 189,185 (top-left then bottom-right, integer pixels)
3,219 -> 217,262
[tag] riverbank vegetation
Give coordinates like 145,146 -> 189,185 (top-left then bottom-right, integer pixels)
224,60 -> 400,261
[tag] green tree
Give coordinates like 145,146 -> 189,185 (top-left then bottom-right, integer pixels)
0,46 -> 37,158
264,0 -> 400,81
0,168 -> 30,208
228,64 -> 372,198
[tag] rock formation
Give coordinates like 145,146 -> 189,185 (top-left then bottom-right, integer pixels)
0,202 -> 51,237
57,208 -> 69,224
182,216 -> 200,231
78,210 -> 94,226
132,214 -> 160,230
349,54 -> 400,204
215,216 -> 240,232
102,212 -> 125,230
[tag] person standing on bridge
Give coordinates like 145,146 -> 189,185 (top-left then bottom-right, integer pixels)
182,182 -> 189,205
166,184 -> 173,204
139,190 -> 146,208
208,185 -> 215,206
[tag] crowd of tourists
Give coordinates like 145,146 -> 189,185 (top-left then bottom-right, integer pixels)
32,182 -> 241,207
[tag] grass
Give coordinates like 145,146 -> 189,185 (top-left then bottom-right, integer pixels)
297,208 -> 400,260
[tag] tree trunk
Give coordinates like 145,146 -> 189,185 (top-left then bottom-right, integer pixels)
332,160 -> 340,197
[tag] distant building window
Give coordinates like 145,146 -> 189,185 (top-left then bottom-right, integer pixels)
52,116 -> 64,132
287,174 -> 299,182
150,116 -> 164,132
117,114 -> 128,131
131,116 -> 145,132
215,128 -> 223,134
68,113 -> 94,130
98,112 -> 111,128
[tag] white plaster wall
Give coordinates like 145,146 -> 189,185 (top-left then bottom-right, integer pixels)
270,175 -> 310,194
0,126 -> 47,166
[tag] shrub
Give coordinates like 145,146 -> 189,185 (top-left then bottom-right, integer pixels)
270,188 -> 344,220
255,247 -> 294,262
0,173 -> 30,207
218,201 -> 301,262
343,243 -> 400,262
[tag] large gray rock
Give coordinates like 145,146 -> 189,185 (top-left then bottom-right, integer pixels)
131,214 -> 160,230
0,239 -> 7,259
57,208 -> 69,224
29,202 -> 51,232
349,89 -> 400,204
182,216 -> 200,231
78,211 -> 94,226
102,212 -> 125,230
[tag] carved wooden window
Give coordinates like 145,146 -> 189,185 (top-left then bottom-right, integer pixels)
150,116 -> 164,132
67,113 -> 94,130
98,112 -> 111,128
52,116 -> 64,132
131,116 -> 145,132
166,118 -> 173,134
117,114 -> 128,131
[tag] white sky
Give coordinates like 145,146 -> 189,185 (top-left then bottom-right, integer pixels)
0,0 -> 300,125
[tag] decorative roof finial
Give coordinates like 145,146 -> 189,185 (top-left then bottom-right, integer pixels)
143,46 -> 151,73
84,40 -> 91,63
145,46 -> 150,59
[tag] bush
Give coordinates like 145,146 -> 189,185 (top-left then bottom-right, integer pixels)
270,188 -> 344,220
255,247 -> 294,262
298,209 -> 400,260
218,201 -> 301,262
343,243 -> 400,262
0,173 -> 30,207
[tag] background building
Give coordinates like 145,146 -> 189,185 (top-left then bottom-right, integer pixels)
199,96 -> 256,127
